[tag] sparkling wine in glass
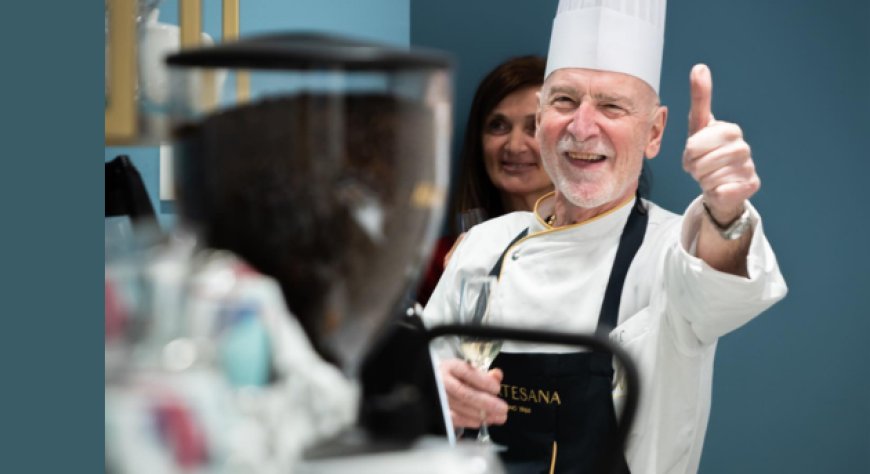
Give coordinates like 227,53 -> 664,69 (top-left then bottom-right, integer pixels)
457,275 -> 503,443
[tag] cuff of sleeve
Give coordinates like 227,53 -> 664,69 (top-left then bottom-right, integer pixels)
680,196 -> 760,259
668,196 -> 787,345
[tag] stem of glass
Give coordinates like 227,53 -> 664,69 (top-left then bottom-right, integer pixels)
477,410 -> 491,442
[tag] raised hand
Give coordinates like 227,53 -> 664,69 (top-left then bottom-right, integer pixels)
683,64 -> 759,225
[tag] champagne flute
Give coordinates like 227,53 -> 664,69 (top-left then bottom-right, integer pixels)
456,275 -> 503,443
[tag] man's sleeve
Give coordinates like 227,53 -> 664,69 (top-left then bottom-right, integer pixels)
661,196 -> 788,351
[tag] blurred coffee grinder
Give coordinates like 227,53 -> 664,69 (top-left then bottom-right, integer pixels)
105,32 -> 505,473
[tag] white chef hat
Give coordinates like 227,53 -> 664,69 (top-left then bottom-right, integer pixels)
545,0 -> 667,93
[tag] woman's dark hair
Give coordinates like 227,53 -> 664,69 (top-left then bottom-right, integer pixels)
448,55 -> 546,234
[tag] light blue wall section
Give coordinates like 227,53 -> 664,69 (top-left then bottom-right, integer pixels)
105,0 -> 410,229
412,1 -> 870,472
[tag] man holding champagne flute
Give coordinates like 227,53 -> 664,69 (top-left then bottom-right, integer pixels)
422,1 -> 787,472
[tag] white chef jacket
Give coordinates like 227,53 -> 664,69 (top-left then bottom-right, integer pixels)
422,194 -> 787,474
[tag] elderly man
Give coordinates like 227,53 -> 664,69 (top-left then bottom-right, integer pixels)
422,1 -> 787,473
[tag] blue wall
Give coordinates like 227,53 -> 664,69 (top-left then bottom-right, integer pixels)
105,0 -> 410,229
412,0 -> 870,472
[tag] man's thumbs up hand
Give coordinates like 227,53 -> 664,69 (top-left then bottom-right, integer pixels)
682,64 -> 759,225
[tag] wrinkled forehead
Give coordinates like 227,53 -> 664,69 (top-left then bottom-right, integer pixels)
542,68 -> 658,104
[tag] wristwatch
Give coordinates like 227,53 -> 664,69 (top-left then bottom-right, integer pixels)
702,202 -> 752,240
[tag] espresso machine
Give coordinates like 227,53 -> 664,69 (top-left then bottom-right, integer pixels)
104,31 -> 511,473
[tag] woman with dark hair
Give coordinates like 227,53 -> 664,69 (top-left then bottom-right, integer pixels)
452,55 -> 552,227
417,55 -> 553,304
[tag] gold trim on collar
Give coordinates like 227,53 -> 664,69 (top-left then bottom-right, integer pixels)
534,193 -> 635,230
496,195 -> 637,280
533,191 -> 557,227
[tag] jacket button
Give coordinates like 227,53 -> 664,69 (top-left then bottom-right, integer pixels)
511,250 -> 520,260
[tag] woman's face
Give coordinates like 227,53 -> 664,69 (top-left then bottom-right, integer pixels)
482,86 -> 553,210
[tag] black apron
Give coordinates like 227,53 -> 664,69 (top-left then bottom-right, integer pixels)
480,206 -> 647,474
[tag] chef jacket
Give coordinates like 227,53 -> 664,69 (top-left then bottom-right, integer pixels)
423,194 -> 787,474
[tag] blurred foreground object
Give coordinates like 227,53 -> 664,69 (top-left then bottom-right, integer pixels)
166,33 -> 452,373
105,33 -> 483,473
105,230 -> 358,472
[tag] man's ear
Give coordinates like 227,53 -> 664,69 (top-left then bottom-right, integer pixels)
644,105 -> 668,159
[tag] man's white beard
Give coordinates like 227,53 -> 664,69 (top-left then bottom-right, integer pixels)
541,154 -> 626,210
552,172 -> 624,209
543,136 -> 615,208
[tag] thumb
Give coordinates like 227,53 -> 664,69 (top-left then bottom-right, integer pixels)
688,63 -> 713,135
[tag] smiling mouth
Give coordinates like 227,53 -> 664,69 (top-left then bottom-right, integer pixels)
565,152 -> 607,163
501,161 -> 538,172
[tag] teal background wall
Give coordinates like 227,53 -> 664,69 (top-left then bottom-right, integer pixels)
104,0 -> 411,228
412,0 -> 870,472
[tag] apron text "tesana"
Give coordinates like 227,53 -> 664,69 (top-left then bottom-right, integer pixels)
500,384 -> 562,405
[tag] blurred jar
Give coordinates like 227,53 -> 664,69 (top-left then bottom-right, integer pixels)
166,34 -> 452,375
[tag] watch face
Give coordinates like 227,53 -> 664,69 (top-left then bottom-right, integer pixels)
721,211 -> 751,240
703,202 -> 751,240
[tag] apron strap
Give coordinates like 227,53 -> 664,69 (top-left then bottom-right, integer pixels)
488,228 -> 529,278
597,205 -> 648,335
